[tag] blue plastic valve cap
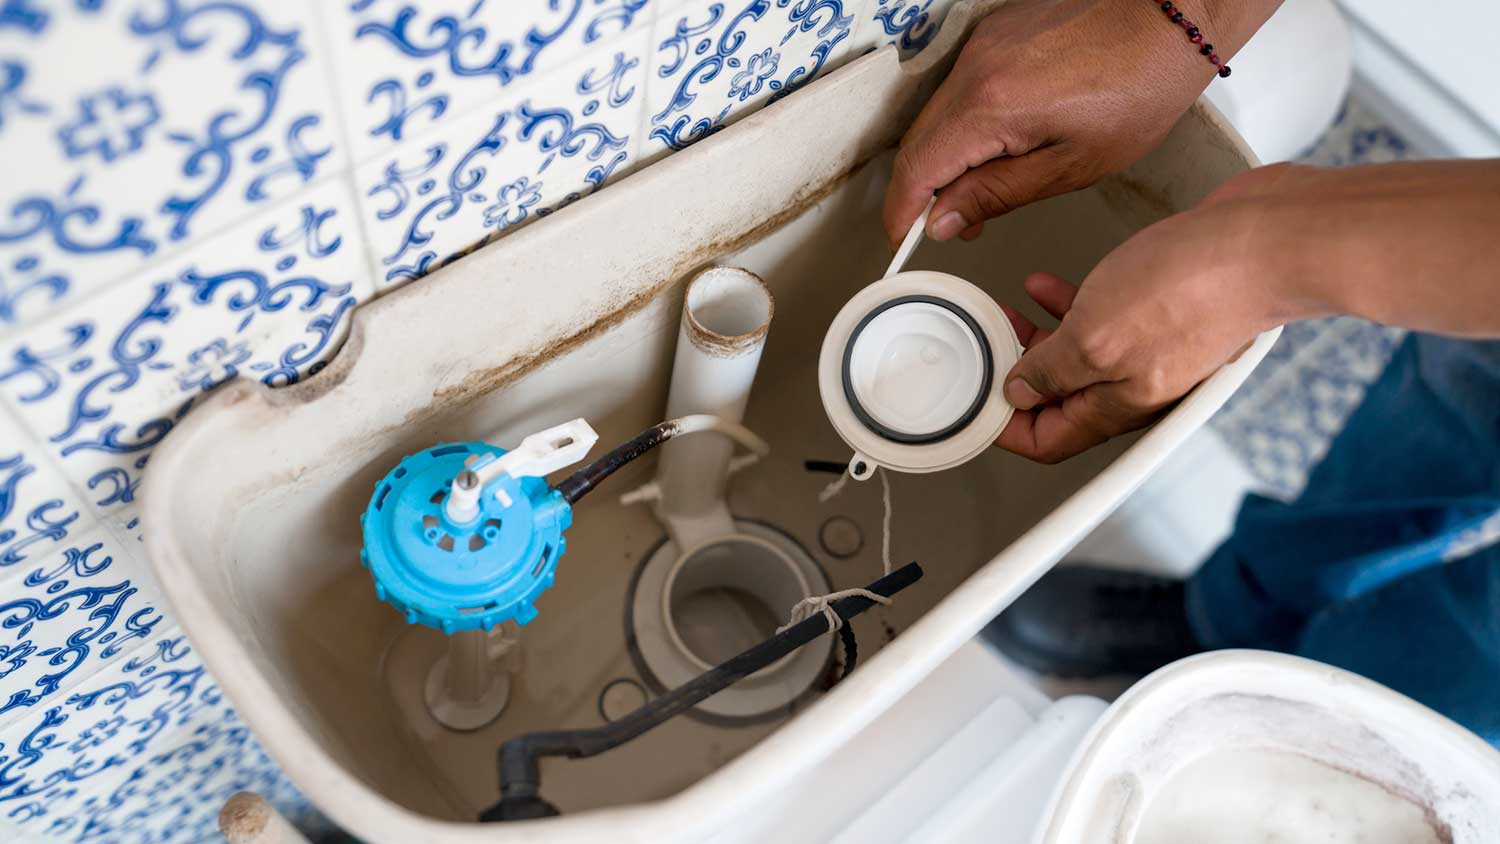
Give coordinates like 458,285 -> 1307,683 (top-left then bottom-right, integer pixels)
360,442 -> 571,633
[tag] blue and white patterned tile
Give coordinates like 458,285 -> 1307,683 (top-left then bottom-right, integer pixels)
355,30 -> 649,290
848,0 -> 949,57
0,178 -> 370,517
0,523 -> 168,734
1295,96 -> 1418,166
320,0 -> 657,165
1210,317 -> 1407,499
0,628 -> 320,844
0,412 -> 93,571
641,0 -> 858,160
0,1 -> 345,332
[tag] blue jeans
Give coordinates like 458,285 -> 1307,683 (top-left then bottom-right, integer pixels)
1188,333 -> 1500,745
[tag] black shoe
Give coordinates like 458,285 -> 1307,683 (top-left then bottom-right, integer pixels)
981,565 -> 1205,678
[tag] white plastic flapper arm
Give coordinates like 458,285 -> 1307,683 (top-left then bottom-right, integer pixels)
884,195 -> 936,279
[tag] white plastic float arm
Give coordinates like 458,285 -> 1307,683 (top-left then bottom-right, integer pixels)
444,418 -> 599,522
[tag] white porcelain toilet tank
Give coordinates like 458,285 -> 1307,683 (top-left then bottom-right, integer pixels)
135,3 -> 1312,841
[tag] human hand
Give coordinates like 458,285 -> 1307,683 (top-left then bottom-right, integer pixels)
884,0 -> 1228,248
993,164 -> 1299,463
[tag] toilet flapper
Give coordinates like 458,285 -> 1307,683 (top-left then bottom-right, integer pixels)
817,199 -> 1022,478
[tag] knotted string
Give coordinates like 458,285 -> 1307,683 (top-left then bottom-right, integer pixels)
781,467 -> 895,633
778,588 -> 891,633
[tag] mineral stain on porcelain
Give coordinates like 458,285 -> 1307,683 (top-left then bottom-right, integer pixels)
1135,747 -> 1451,844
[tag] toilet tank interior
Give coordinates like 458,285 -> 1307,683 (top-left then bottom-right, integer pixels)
149,90 -> 1255,832
222,154 -> 1148,819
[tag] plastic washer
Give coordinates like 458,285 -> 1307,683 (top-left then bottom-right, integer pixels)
819,270 -> 1022,475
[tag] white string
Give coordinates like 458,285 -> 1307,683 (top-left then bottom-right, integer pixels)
817,470 -> 850,503
782,466 -> 896,633
878,467 -> 892,576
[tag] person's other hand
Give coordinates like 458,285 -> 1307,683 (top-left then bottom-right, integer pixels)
994,164 -> 1303,463
884,0 -> 1222,247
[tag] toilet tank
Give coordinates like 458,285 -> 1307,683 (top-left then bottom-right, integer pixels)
141,3 -> 1276,841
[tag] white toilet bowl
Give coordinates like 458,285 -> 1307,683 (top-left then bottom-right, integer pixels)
1039,651 -> 1500,844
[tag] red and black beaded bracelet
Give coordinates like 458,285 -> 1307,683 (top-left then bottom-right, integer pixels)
1157,1 -> 1231,78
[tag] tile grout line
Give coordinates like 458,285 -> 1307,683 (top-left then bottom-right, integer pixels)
633,0 -> 673,169
847,0 -> 878,56
306,1 -> 386,299
0,391 -> 109,549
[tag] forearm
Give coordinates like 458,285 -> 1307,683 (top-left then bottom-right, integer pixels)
885,0 -> 1287,243
1252,160 -> 1500,337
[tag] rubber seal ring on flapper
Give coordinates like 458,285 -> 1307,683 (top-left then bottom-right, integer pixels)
841,294 -> 995,444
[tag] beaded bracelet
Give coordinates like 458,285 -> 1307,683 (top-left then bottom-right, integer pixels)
1156,1 -> 1231,78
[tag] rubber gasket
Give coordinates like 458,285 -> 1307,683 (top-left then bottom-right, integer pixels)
840,294 -> 994,445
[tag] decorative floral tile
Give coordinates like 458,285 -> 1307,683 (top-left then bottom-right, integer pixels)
0,628 -> 320,844
641,0 -> 858,159
849,0 -> 948,57
0,1 -> 345,332
0,413 -> 92,571
0,178 -> 370,517
0,523 -> 168,734
320,0 -> 656,165
355,29 -> 649,289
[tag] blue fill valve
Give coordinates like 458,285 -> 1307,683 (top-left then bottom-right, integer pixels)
360,420 -> 599,634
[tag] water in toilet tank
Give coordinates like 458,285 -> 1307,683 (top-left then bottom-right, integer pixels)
1134,747 -> 1447,844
